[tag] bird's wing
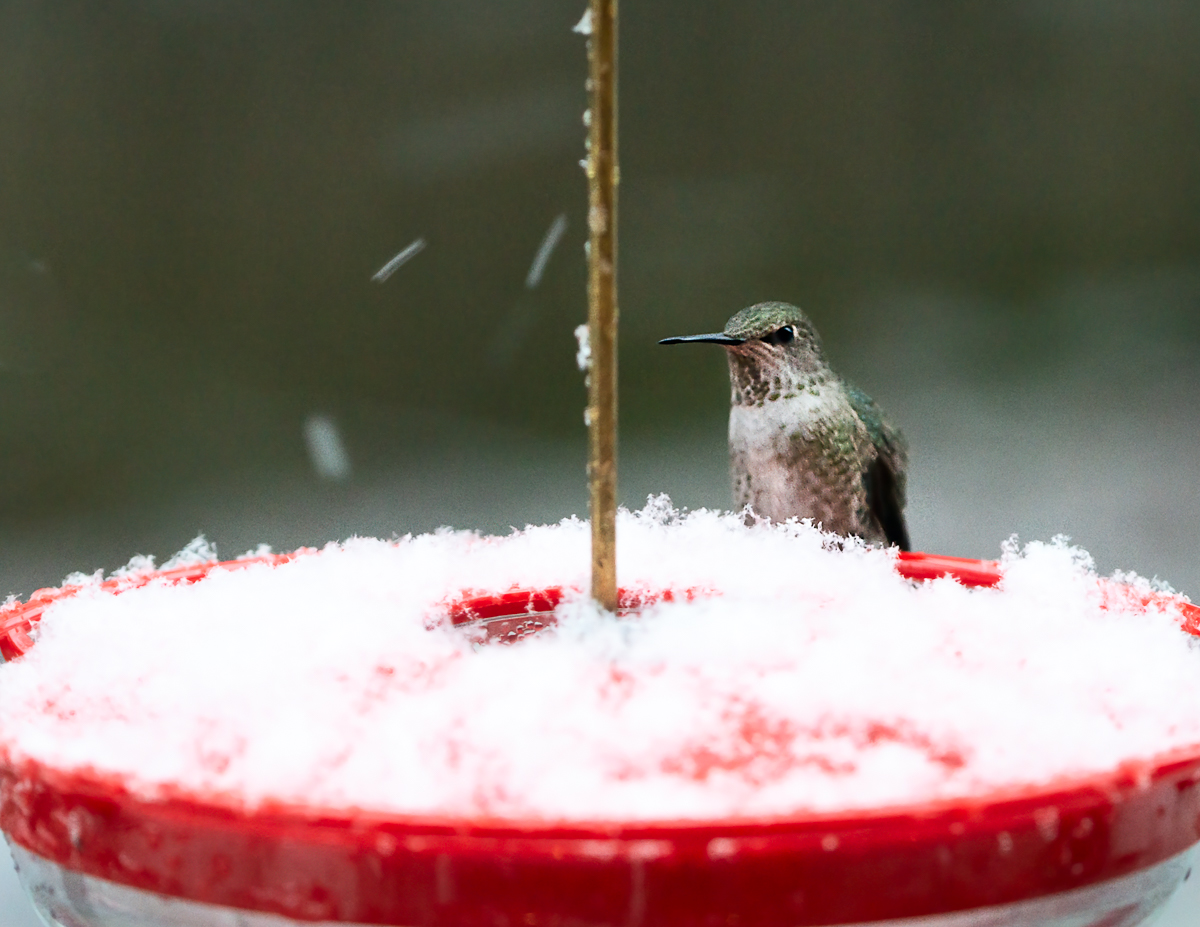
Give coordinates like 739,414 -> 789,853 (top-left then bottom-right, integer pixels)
846,385 -> 910,551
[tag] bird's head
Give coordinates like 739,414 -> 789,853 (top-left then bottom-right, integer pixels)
659,301 -> 829,404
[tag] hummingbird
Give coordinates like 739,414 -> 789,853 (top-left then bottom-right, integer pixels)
660,301 -> 910,550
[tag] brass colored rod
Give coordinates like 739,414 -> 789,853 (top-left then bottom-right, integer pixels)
585,0 -> 619,611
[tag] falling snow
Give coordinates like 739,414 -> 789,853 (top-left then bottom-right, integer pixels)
303,414 -> 351,481
371,237 -> 426,283
525,214 -> 568,289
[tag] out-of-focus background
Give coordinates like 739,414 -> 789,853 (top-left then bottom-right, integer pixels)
1,2 -> 1198,922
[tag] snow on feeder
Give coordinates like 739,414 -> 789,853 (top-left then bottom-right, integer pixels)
5,4 -> 1199,927
1,509 -> 1200,926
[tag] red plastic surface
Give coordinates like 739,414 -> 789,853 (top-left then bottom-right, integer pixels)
895,550 -> 1003,587
1,552 -> 1199,926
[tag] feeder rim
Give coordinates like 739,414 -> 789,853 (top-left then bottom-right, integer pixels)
3,740 -> 1200,838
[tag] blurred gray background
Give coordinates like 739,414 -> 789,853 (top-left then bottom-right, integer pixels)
1,1 -> 1199,922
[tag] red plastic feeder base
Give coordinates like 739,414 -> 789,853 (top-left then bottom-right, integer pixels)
1,552 -> 1199,927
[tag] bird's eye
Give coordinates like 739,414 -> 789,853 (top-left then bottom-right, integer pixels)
765,326 -> 795,346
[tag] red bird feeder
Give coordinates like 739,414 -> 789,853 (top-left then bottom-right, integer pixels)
1,551 -> 1198,927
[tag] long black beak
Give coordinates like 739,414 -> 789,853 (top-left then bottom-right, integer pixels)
658,332 -> 745,346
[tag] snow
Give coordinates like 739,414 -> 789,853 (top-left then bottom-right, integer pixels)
0,499 -> 1198,822
303,414 -> 352,481
525,214 -> 568,289
575,322 -> 591,371
371,237 -> 426,283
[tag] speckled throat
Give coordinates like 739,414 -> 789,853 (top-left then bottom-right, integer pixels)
726,342 -> 830,407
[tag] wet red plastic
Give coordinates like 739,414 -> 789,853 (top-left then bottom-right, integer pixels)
1,552 -> 1199,925
895,550 -> 1003,586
